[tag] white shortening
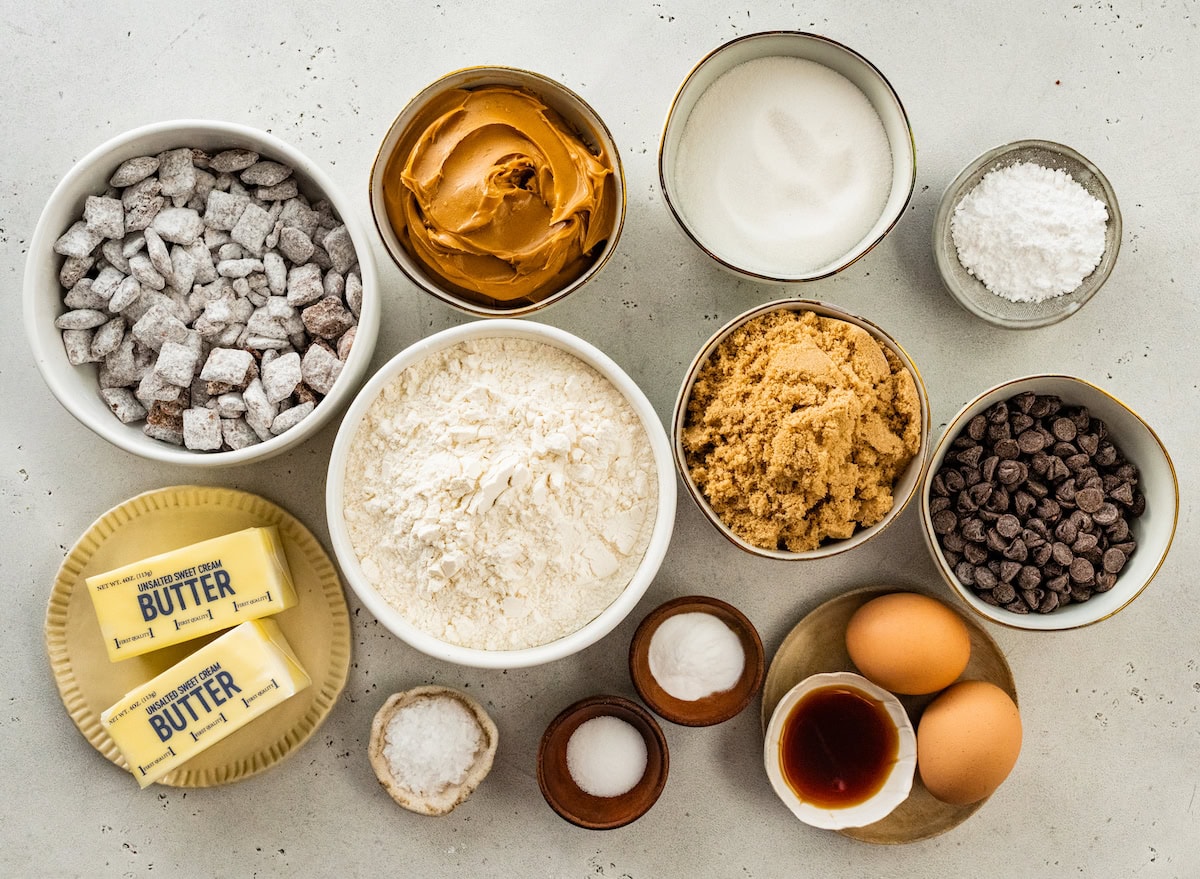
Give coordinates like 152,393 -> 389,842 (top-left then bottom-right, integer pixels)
342,337 -> 657,651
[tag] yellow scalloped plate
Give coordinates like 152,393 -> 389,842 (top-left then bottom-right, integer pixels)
45,485 -> 351,787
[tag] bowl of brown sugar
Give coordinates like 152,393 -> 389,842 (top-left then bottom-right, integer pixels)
674,299 -> 930,560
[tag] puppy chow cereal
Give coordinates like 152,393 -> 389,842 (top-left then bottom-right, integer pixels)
51,145 -> 360,451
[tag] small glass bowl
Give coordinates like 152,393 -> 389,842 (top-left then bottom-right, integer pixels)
933,140 -> 1121,329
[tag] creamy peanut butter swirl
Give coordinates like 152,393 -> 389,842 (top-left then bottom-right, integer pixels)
383,85 -> 616,308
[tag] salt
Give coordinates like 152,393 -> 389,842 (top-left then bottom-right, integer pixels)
672,55 -> 893,276
648,612 -> 745,701
383,696 -> 484,797
950,161 -> 1108,302
566,715 -> 648,798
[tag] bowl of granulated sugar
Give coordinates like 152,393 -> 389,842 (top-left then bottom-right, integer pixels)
659,31 -> 916,282
326,320 -> 676,669
933,140 -> 1121,329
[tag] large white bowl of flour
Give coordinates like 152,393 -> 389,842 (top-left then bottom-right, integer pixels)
327,320 -> 676,668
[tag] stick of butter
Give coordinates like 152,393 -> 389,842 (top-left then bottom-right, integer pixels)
100,619 -> 311,788
86,526 -> 298,661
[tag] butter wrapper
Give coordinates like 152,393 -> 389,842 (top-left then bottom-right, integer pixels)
100,619 -> 311,788
86,526 -> 297,661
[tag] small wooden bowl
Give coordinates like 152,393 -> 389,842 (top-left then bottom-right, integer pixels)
537,695 -> 668,829
629,596 -> 764,726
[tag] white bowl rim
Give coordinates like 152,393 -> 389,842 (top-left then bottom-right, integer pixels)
657,29 -> 918,283
920,373 -> 1179,630
763,671 -> 917,829
23,117 -> 381,467
325,319 -> 677,669
673,298 -> 931,560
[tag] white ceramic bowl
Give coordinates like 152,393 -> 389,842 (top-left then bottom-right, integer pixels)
674,299 -> 930,560
764,671 -> 917,830
659,31 -> 916,282
933,140 -> 1121,329
920,375 -> 1178,629
369,66 -> 626,317
326,320 -> 676,669
24,119 -> 380,466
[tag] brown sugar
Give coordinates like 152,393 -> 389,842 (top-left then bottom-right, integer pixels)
681,310 -> 921,552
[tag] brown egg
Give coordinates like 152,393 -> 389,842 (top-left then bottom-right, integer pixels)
917,680 -> 1022,805
844,592 -> 971,695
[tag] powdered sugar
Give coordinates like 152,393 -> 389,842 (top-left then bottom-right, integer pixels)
950,161 -> 1108,302
342,337 -> 657,650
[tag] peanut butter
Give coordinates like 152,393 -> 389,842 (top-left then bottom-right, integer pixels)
383,85 -> 617,308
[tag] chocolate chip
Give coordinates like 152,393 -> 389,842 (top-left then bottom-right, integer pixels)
975,566 -> 999,590
956,445 -> 983,468
1069,557 -> 1095,584
1018,565 -> 1042,590
967,414 -> 987,441
1032,543 -> 1053,566
1039,591 -> 1060,613
930,496 -> 951,514
997,459 -> 1026,485
1077,433 -> 1100,456
1094,571 -> 1118,593
962,518 -> 986,543
1072,532 -> 1099,554
1013,392 -> 1036,414
987,402 -> 1008,424
995,514 -> 1022,538
1130,492 -> 1146,517
1095,442 -> 1118,467
943,531 -> 967,552
995,438 -> 1020,460
1070,406 -> 1091,432
1017,429 -> 1045,453
986,529 -> 1009,552
1075,487 -> 1104,513
932,509 -> 957,534
1110,482 -> 1134,506
1003,538 -> 1028,562
1102,547 -> 1128,574
944,470 -> 965,493
964,542 -> 989,565
1052,542 -> 1074,565
993,582 -> 1017,604
1052,417 -> 1077,441
981,455 -> 999,483
954,561 -> 976,585
1093,502 -> 1120,526
1014,490 -> 1037,517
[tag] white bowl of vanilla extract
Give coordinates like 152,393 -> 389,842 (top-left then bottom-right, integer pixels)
763,671 -> 917,830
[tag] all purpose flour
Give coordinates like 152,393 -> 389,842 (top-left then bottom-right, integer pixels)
342,337 -> 658,650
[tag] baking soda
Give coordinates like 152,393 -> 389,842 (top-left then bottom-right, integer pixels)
648,612 -> 745,701
950,161 -> 1108,302
672,56 -> 893,276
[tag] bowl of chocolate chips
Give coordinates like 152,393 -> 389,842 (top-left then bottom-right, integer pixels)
920,375 -> 1178,630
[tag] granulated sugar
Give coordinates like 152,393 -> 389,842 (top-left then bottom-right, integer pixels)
951,161 -> 1108,302
673,55 -> 893,276
342,337 -> 657,650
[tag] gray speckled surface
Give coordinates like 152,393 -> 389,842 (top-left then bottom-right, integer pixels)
2,2 -> 1197,876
